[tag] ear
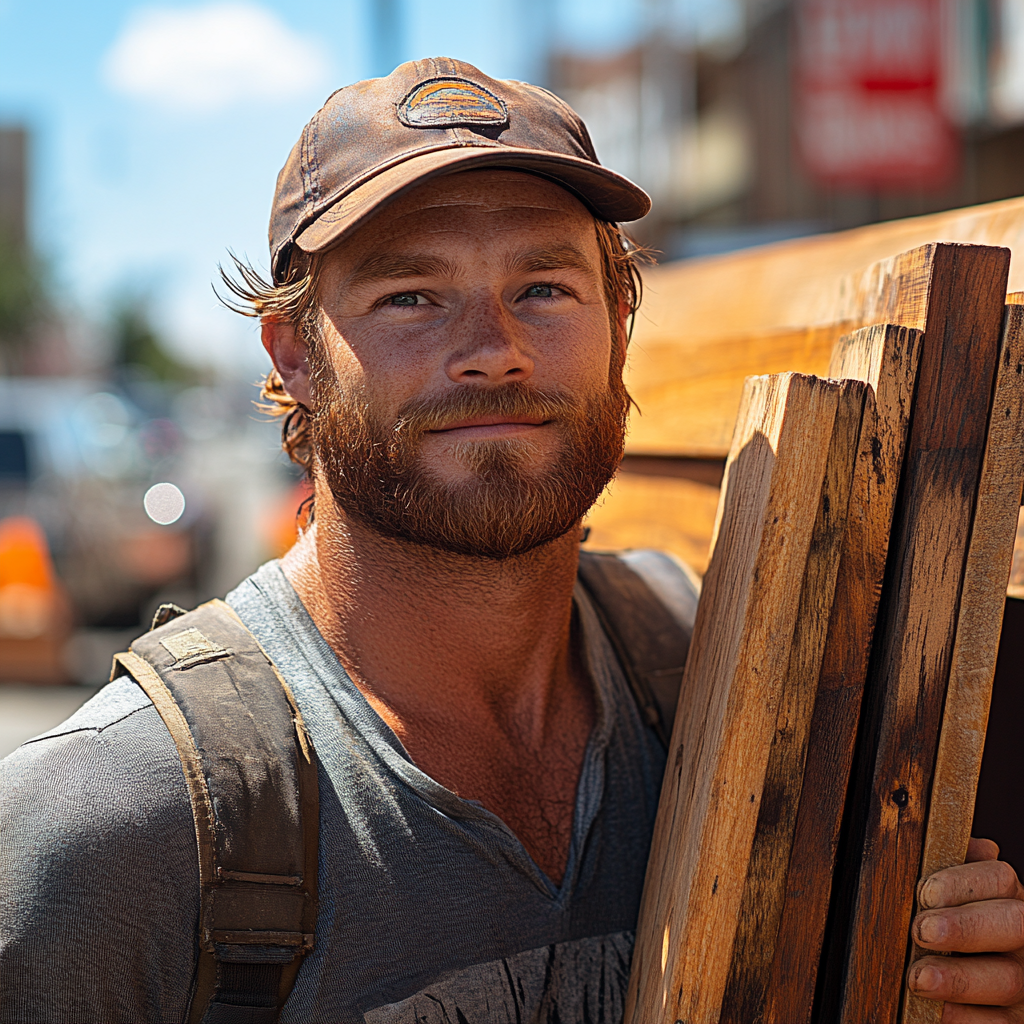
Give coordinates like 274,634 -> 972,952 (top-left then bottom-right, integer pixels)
262,320 -> 310,406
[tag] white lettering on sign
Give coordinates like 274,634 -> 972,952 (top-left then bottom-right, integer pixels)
795,0 -> 957,188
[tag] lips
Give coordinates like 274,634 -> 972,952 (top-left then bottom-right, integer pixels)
429,414 -> 550,432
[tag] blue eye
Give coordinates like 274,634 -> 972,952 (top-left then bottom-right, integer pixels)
387,293 -> 419,306
524,284 -> 554,299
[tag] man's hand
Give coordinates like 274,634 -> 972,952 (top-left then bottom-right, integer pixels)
907,838 -> 1024,1021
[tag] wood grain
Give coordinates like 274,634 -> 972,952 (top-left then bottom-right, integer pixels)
624,325 -> 843,457
582,469 -> 722,575
823,243 -> 1011,1024
627,196 -> 1024,458
740,323 -> 921,1024
719,373 -> 865,1024
902,300 -> 1024,1023
625,372 -> 856,1024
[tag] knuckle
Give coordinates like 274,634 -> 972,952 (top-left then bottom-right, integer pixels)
952,969 -> 974,999
994,860 -> 1020,897
1011,956 -> 1024,1002
1010,902 -> 1024,947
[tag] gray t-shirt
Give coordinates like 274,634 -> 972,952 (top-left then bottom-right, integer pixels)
0,556 -> 696,1024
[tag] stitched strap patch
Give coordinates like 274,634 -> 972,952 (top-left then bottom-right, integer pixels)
161,627 -> 232,669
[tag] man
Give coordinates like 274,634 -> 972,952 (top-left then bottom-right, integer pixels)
2,58 -> 1023,1023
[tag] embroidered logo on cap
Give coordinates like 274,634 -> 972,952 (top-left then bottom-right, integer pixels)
398,77 -> 509,129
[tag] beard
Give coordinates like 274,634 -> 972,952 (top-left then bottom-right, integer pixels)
308,348 -> 629,561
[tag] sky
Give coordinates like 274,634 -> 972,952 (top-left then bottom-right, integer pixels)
0,0 -> 733,378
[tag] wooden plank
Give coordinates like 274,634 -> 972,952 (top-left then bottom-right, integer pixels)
592,297 -> 1024,595
902,299 -> 1024,1023
718,369 -> 866,1023
821,243 -> 1011,1024
582,467 -> 721,575
624,324 -> 843,457
625,371 -> 858,1023
627,196 -> 1024,459
732,323 -> 922,1024
636,197 -> 1024,353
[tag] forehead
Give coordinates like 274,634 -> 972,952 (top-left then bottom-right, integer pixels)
322,169 -> 601,269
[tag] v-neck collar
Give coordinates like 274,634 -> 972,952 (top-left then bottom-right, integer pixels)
247,561 -> 622,903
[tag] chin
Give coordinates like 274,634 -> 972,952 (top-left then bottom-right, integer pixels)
431,436 -> 555,480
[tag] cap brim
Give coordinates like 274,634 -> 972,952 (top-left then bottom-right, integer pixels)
293,146 -> 651,258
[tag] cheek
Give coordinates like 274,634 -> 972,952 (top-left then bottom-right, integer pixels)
322,322 -> 439,410
537,309 -> 615,388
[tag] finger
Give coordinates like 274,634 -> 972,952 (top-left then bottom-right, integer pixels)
908,953 -> 1024,1006
920,859 -> 1021,909
942,1001 -> 1024,1023
914,899 -> 1024,953
969,838 -> 1002,863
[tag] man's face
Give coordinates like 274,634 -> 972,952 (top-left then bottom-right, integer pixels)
306,168 -> 629,559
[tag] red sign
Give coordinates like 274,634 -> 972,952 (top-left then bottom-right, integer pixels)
795,0 -> 958,188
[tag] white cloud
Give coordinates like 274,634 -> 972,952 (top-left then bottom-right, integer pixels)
102,2 -> 331,113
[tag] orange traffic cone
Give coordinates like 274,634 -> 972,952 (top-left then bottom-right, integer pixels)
0,517 -> 72,684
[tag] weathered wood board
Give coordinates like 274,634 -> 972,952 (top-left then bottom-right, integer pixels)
743,323 -> 921,1024
822,243 -> 1011,1024
718,367 -> 865,1024
627,194 -> 1024,458
582,462 -> 722,574
625,372 -> 862,1023
624,325 -> 843,457
902,298 -> 1024,1023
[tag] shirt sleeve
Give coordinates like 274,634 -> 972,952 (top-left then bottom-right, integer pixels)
0,691 -> 199,1024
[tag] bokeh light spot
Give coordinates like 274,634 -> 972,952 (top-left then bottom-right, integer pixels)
144,482 -> 185,525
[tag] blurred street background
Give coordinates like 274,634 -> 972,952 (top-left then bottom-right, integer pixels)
2,0 -> 1024,747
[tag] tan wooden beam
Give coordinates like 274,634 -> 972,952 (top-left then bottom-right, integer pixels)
754,323 -> 921,1023
626,196 -> 1024,459
826,243 -> 1010,1024
625,371 -> 862,1023
902,298 -> 1024,1022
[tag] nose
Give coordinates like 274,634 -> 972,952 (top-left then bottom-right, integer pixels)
444,303 -> 535,384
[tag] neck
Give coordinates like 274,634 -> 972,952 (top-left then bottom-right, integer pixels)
281,475 -> 585,746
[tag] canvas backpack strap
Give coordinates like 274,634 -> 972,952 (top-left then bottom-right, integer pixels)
577,549 -> 697,748
110,599 -> 319,1024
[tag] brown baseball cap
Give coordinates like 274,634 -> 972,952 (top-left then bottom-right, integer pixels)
268,56 -> 651,283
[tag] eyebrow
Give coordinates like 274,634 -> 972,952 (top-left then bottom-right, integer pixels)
345,242 -> 597,287
346,252 -> 460,286
502,243 -> 597,278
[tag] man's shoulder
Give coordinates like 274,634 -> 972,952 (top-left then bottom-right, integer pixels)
0,679 -> 199,1024
1,676 -> 189,845
27,674 -> 154,742
612,548 -> 701,631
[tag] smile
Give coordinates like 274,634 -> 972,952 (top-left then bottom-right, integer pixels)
428,415 -> 551,437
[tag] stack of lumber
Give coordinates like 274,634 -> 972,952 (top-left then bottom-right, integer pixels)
583,194 -> 1024,575
624,242 -> 1024,1023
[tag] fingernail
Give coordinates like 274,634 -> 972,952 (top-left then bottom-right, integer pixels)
918,877 -> 939,908
912,966 -> 941,993
917,916 -> 948,943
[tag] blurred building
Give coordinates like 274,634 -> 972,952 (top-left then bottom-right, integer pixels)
551,0 -> 1024,257
0,125 -> 298,684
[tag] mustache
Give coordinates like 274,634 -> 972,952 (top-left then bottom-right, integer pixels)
390,382 -> 581,437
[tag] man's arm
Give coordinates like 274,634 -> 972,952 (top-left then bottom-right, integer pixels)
907,838 -> 1024,1019
0,681 -> 199,1024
